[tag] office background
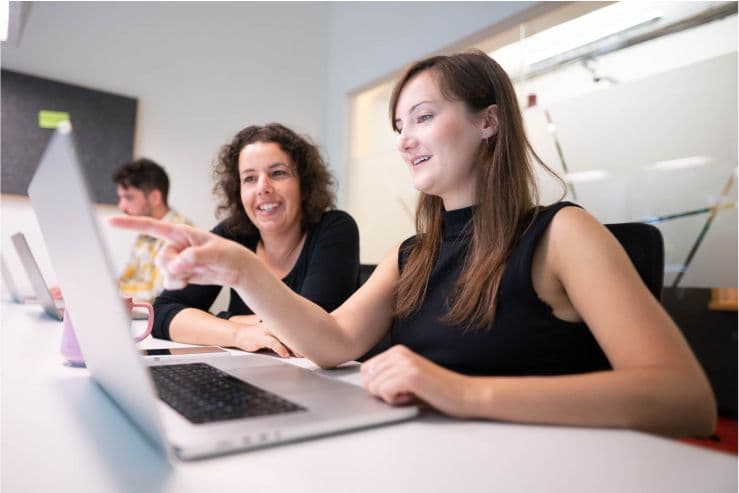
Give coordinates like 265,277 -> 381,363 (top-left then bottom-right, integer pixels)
1,1 -> 537,277
1,0 -> 736,419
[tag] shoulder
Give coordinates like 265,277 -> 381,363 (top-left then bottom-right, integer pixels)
210,220 -> 258,248
397,235 -> 418,268
541,204 -> 621,273
399,235 -> 417,252
311,210 -> 359,237
377,240 -> 405,277
164,209 -> 194,226
517,201 -> 585,244
210,220 -> 231,237
530,201 -> 582,226
545,204 -> 604,243
316,209 -> 358,229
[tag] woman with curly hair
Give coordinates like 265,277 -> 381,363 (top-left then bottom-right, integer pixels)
150,123 -> 359,357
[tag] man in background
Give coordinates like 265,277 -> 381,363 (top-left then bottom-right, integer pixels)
114,158 -> 192,303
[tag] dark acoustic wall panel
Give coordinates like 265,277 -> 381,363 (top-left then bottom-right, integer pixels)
1,69 -> 137,204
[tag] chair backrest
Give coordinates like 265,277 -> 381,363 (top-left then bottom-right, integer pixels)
605,222 -> 664,300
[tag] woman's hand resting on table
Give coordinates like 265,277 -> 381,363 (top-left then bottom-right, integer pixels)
230,316 -> 302,358
360,345 -> 476,417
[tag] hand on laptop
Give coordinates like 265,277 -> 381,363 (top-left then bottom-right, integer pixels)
360,345 -> 471,416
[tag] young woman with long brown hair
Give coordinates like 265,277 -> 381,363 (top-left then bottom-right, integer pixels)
111,51 -> 716,437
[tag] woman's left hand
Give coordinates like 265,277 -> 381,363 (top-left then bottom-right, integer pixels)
360,345 -> 475,417
230,316 -> 303,358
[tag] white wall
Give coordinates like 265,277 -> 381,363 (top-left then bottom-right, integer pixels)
1,1 -> 329,290
1,1 -> 537,292
324,1 -> 537,206
2,2 -> 330,229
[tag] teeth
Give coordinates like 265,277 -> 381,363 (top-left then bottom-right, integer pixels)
413,156 -> 430,165
258,203 -> 279,211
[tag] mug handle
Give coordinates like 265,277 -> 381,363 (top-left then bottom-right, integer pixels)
131,302 -> 154,342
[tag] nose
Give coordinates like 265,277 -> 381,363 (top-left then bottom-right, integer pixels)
397,127 -> 417,154
256,174 -> 272,194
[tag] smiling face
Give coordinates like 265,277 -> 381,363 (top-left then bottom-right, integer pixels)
393,70 -> 494,210
238,141 -> 302,237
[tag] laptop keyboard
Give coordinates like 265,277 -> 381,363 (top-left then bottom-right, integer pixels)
149,362 -> 306,424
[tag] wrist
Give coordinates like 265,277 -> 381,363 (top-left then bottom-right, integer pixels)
227,322 -> 242,348
459,376 -> 494,419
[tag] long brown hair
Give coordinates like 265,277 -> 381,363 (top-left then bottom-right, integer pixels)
212,123 -> 335,236
390,50 -> 563,330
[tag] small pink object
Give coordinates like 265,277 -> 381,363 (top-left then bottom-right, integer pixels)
61,297 -> 154,367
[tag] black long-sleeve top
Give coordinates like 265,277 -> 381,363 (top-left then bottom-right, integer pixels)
151,210 -> 360,340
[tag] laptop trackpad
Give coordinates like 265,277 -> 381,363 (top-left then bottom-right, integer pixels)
229,364 -> 345,394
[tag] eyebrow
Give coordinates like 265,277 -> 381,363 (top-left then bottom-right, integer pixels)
240,162 -> 290,175
394,100 -> 435,126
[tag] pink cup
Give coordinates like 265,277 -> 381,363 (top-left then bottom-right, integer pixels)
61,297 -> 154,366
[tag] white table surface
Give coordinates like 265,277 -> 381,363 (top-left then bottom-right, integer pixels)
1,300 -> 736,492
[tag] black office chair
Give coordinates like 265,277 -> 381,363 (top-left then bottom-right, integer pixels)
605,222 -> 664,301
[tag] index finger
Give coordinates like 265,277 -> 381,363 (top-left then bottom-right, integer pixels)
108,216 -> 191,244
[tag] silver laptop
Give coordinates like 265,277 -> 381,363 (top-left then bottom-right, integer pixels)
10,232 -> 64,320
28,123 -> 417,461
1,253 -> 37,303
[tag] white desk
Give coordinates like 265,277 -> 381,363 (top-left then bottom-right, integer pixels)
1,301 -> 736,492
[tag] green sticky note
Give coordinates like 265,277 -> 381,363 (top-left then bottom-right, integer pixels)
38,110 -> 71,129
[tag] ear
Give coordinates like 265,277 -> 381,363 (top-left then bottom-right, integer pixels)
479,104 -> 499,140
147,189 -> 163,207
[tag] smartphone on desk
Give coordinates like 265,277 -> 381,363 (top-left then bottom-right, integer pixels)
141,346 -> 229,359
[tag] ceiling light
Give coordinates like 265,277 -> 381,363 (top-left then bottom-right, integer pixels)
1,1 -> 9,42
566,170 -> 610,183
645,156 -> 713,171
491,3 -> 664,75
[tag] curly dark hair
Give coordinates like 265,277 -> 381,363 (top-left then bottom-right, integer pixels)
213,123 -> 336,236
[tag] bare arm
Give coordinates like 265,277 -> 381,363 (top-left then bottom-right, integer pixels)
231,241 -> 400,367
471,207 -> 716,436
362,208 -> 716,437
108,216 -> 399,368
167,309 -> 296,358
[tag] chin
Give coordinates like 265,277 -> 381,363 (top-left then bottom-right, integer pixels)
412,178 -> 436,195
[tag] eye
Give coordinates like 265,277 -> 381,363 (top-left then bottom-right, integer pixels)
416,114 -> 433,124
271,169 -> 289,178
242,175 -> 257,184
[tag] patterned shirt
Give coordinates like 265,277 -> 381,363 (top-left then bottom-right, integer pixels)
118,209 -> 192,303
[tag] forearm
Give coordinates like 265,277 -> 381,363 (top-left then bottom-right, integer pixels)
463,367 -> 716,437
228,314 -> 261,325
168,308 -> 240,347
233,255 -> 355,368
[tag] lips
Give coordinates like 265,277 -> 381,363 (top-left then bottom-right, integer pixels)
411,155 -> 431,166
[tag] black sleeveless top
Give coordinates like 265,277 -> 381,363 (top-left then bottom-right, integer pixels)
391,202 -> 611,376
